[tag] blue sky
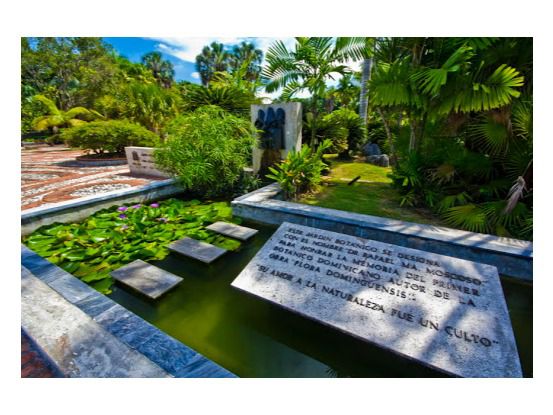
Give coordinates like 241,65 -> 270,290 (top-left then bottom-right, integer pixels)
103,37 -> 296,85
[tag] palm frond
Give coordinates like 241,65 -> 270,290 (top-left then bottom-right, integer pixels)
511,99 -> 532,140
370,61 -> 412,106
334,37 -> 372,61
64,107 -> 92,119
470,115 -> 510,155
504,176 -> 526,213
437,64 -> 524,114
442,204 -> 489,233
34,95 -> 60,116
437,192 -> 471,213
411,45 -> 474,96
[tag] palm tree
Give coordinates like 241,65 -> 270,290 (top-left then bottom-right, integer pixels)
230,42 -> 263,82
123,82 -> 178,133
369,37 -> 525,152
195,42 -> 230,86
263,37 -> 362,145
141,52 -> 175,88
32,95 -> 100,133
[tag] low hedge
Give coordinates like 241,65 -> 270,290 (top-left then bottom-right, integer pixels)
60,120 -> 159,154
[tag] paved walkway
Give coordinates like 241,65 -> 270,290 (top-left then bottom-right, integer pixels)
21,146 -> 164,210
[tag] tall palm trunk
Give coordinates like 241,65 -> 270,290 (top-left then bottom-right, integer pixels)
359,58 -> 373,125
310,97 -> 319,146
377,107 -> 395,166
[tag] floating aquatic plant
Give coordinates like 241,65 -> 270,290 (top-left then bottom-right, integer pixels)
23,198 -> 242,294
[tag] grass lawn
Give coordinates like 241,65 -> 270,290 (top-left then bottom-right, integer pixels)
299,157 -> 445,225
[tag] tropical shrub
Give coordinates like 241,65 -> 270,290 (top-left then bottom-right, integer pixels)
32,95 -> 101,132
182,83 -> 256,117
322,108 -> 366,157
304,109 -> 366,157
154,106 -> 256,197
121,82 -> 180,133
60,120 -> 159,154
266,139 -> 332,200
22,199 -> 242,294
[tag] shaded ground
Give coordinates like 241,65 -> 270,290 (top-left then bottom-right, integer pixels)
300,158 -> 445,225
21,146 -> 164,210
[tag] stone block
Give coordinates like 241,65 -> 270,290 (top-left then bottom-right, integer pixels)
110,260 -> 183,299
206,221 -> 258,241
168,237 -> 227,263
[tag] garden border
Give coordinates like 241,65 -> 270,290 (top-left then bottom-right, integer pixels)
231,184 -> 533,282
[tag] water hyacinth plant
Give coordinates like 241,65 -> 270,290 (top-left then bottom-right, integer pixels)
23,198 -> 242,294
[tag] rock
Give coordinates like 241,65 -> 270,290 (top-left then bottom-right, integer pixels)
366,154 -> 390,167
363,143 -> 381,156
378,154 -> 390,167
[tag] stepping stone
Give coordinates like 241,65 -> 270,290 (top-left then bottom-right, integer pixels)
206,221 -> 258,241
110,260 -> 182,299
168,237 -> 227,264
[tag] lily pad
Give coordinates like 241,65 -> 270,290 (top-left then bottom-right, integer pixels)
22,198 -> 241,294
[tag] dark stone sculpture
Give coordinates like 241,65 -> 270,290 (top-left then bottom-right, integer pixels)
254,107 -> 286,150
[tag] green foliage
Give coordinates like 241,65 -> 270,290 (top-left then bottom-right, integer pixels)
266,139 -> 332,200
22,38 -> 119,111
321,108 -> 366,156
23,199 -> 241,294
32,94 -> 101,132
60,120 -> 159,154
141,51 -> 174,88
195,41 -> 263,86
182,83 -> 256,117
368,38 -> 533,240
120,82 -> 180,133
154,106 -> 256,197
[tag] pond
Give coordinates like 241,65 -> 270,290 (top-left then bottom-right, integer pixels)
108,220 -> 533,378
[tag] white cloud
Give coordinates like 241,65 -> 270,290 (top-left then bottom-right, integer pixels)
149,36 -> 296,65
191,72 -> 200,79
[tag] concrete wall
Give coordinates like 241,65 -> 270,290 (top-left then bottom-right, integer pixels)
232,184 -> 533,282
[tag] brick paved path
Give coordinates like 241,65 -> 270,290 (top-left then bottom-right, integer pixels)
21,146 -> 164,210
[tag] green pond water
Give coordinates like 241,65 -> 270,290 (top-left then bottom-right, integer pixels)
108,220 -> 533,378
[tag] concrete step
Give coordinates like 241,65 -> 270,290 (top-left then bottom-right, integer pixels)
168,237 -> 227,263
206,221 -> 258,241
110,259 -> 182,299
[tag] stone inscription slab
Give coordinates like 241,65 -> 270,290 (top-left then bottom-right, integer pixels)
231,222 -> 522,377
168,237 -> 227,263
111,260 -> 182,299
206,221 -> 258,241
124,146 -> 170,178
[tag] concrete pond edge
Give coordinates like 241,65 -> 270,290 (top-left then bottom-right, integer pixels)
21,245 -> 237,378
